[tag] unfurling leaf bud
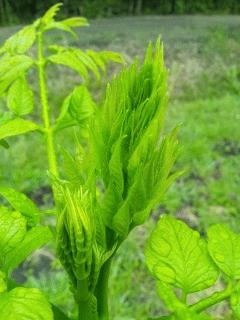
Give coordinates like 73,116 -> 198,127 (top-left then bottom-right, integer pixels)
56,187 -> 94,290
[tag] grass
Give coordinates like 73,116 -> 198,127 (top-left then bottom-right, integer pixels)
1,15 -> 240,319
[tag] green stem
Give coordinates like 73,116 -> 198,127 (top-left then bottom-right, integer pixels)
190,284 -> 232,313
78,296 -> 98,320
37,31 -> 59,198
94,259 -> 112,320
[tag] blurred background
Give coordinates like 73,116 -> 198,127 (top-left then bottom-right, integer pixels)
0,1 -> 240,319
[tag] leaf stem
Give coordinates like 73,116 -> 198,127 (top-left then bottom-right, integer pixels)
37,31 -> 59,197
190,283 -> 232,313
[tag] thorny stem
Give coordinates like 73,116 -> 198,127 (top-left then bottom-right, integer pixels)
37,31 -> 59,200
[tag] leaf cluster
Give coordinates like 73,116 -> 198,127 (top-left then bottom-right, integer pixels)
146,215 -> 240,319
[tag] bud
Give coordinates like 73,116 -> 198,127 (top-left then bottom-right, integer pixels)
56,186 -> 95,297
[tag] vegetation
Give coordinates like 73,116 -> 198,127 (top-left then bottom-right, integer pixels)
0,2 -> 239,320
1,0 -> 240,25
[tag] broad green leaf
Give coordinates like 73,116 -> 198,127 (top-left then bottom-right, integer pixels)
0,25 -> 36,55
0,271 -> 7,293
208,224 -> 240,279
7,76 -> 34,116
145,216 -> 218,294
61,17 -> 89,28
43,21 -> 77,37
100,51 -> 125,64
4,226 -> 52,274
48,46 -> 123,80
0,186 -> 40,226
0,118 -> 40,140
0,287 -> 53,320
231,288 -> 240,319
52,304 -> 71,320
0,54 -> 34,95
0,207 -> 26,267
41,3 -> 62,25
48,49 -> 89,79
0,139 -> 9,149
54,85 -> 95,131
68,85 -> 95,123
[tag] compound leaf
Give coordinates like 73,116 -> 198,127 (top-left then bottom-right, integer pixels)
0,118 -> 40,140
7,76 -> 34,116
0,287 -> 53,320
145,216 -> 218,294
208,224 -> 240,279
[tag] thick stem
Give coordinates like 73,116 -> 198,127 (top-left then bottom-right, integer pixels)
37,31 -> 59,199
94,259 -> 112,320
78,296 -> 98,320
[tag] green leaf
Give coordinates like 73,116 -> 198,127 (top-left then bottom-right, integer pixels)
41,3 -> 62,25
4,226 -> 52,274
208,224 -> 240,279
43,21 -> 77,37
0,207 -> 26,268
0,271 -> 7,293
0,118 -> 40,140
231,288 -> 240,319
68,85 -> 95,123
0,186 -> 40,226
145,216 -> 218,294
0,287 -> 53,320
48,49 -> 89,79
52,304 -> 71,320
48,46 -> 123,80
54,85 -> 95,131
61,17 -> 89,28
7,76 -> 34,116
0,25 -> 36,55
0,139 -> 9,149
0,54 -> 34,95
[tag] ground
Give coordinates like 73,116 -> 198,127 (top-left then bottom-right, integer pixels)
0,15 -> 240,319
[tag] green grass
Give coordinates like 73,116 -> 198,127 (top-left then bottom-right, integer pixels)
1,15 -> 240,319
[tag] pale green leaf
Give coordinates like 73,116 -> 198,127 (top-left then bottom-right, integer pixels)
0,25 -> 36,55
7,76 -> 34,116
4,226 -> 52,274
100,51 -> 125,64
68,85 -> 95,122
0,271 -> 7,293
207,224 -> 240,279
41,3 -> 62,25
0,186 -> 40,226
0,54 -> 34,95
0,287 -> 53,320
61,17 -> 89,28
231,288 -> 240,319
43,21 -> 77,37
48,49 -> 89,79
0,118 -> 40,140
145,216 -> 218,294
0,207 -> 26,267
